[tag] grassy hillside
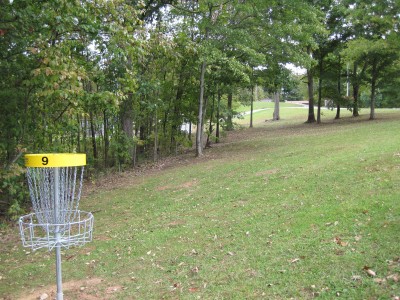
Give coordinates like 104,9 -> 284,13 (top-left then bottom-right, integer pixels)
1,108 -> 399,299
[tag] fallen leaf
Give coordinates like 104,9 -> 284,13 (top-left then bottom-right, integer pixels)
334,236 -> 348,247
387,274 -> 399,282
351,275 -> 362,281
373,278 -> 386,284
189,287 -> 199,292
363,266 -> 376,277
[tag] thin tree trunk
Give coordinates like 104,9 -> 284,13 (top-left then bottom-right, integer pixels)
103,109 -> 109,168
154,109 -> 158,162
306,68 -> 316,123
369,60 -> 377,120
317,56 -> 323,124
352,62 -> 360,117
77,114 -> 81,152
83,115 -> 87,153
226,91 -> 233,131
216,88 -> 221,143
206,93 -> 215,147
196,60 -> 207,157
335,57 -> 341,120
250,86 -> 254,128
89,111 -> 97,160
121,95 -> 135,166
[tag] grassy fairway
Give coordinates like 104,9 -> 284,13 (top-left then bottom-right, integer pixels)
1,109 -> 399,299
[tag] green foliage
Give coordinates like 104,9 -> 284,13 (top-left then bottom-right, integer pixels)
0,164 -> 28,221
109,131 -> 136,169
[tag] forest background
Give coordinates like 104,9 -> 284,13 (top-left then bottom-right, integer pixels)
1,0 -> 399,220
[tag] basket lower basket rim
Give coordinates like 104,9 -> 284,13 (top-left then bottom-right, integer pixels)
19,210 -> 94,251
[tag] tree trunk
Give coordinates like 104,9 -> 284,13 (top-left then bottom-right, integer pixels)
335,58 -> 341,120
369,60 -> 377,120
121,96 -> 135,166
154,109 -> 158,162
103,109 -> 109,168
273,91 -> 280,121
206,93 -> 215,147
335,104 -> 341,120
76,114 -> 81,152
171,79 -> 184,154
317,56 -> 323,124
89,111 -> 97,160
306,68 -> 316,123
83,115 -> 87,153
306,46 -> 316,123
250,86 -> 254,128
196,60 -> 207,157
188,121 -> 192,141
216,88 -> 221,143
352,63 -> 360,117
226,91 -> 233,130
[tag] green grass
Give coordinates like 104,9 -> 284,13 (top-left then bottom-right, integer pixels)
1,108 -> 399,299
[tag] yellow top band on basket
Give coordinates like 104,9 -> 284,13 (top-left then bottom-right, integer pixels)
25,154 -> 86,167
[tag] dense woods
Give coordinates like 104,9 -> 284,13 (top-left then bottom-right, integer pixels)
1,0 -> 399,219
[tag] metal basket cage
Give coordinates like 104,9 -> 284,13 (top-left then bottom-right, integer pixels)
19,210 -> 94,251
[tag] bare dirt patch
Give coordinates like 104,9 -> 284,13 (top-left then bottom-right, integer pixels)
156,179 -> 198,191
255,169 -> 279,176
83,153 -> 200,196
15,277 -> 119,300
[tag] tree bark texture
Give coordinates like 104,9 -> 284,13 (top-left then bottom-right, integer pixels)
196,60 -> 207,157
273,91 -> 280,121
306,68 -> 316,123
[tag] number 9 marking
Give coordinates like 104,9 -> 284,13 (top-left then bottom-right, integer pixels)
42,156 -> 49,165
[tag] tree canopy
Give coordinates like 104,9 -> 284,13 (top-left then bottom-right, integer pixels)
1,0 -> 399,219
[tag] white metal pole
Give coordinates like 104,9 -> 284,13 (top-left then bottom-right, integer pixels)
54,167 -> 63,300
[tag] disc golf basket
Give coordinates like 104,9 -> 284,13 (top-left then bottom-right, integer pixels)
19,154 -> 94,300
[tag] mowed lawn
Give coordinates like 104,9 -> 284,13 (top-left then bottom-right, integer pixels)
1,107 -> 399,299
